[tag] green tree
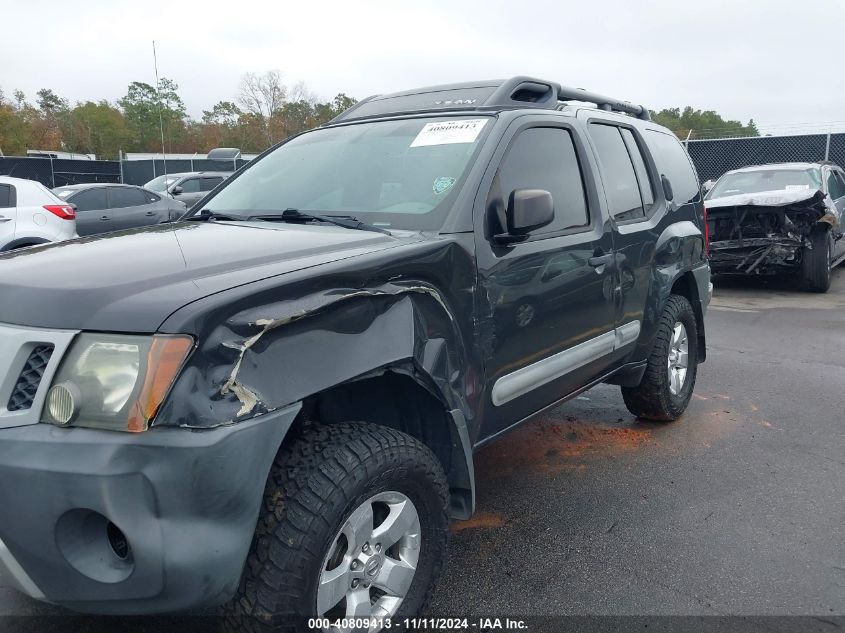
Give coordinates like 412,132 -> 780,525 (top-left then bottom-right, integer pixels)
0,89 -> 31,155
36,88 -> 68,114
119,78 -> 187,152
33,88 -> 70,152
313,93 -> 357,123
651,106 -> 759,140
197,101 -> 245,150
0,89 -> 56,155
202,101 -> 242,127
63,101 -> 131,160
1,76 -> 357,158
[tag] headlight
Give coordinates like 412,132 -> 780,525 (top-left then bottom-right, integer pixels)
42,333 -> 193,432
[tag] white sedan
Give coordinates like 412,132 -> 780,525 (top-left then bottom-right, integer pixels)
0,176 -> 78,252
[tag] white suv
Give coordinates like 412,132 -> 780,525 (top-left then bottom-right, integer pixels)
0,176 -> 78,251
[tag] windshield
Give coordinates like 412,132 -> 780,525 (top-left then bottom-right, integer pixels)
707,168 -> 822,199
145,175 -> 181,192
201,116 -> 491,230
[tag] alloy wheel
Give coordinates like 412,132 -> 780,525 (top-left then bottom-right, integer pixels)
667,321 -> 689,396
317,491 -> 421,630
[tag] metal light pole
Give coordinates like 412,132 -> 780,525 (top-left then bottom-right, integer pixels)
153,41 -> 167,175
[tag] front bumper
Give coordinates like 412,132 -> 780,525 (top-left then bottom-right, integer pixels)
709,238 -> 803,275
0,403 -> 300,614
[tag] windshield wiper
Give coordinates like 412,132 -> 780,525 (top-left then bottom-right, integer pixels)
186,210 -> 243,222
248,209 -> 391,235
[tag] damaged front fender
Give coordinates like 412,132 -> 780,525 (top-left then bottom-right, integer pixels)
152,237 -> 482,516
156,282 -> 472,430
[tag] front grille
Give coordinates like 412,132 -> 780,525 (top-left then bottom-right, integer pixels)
7,345 -> 54,412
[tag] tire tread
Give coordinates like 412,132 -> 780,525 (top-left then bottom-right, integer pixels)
802,228 -> 831,293
220,421 -> 449,633
621,294 -> 698,421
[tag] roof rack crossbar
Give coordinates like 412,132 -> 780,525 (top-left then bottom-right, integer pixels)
554,85 -> 650,121
327,76 -> 651,123
481,77 -> 650,120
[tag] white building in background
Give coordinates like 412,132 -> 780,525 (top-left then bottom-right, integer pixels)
26,150 -> 97,160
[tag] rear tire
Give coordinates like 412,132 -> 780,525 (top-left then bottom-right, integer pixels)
622,295 -> 699,421
221,421 -> 449,633
802,228 -> 832,293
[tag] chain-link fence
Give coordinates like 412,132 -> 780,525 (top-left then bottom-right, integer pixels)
121,158 -> 249,185
0,157 -> 120,188
686,132 -> 845,182
0,156 -> 248,188
5,132 -> 845,191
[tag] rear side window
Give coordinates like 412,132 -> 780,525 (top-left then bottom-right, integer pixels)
588,123 -> 645,220
495,127 -> 589,234
0,184 -> 13,208
619,128 -> 655,209
110,187 -> 149,208
179,178 -> 202,193
643,129 -> 700,204
200,177 -> 224,192
71,188 -> 108,212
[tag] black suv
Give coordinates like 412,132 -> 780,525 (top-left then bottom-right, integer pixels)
0,77 -> 710,629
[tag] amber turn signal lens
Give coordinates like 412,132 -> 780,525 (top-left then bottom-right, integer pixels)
127,335 -> 193,432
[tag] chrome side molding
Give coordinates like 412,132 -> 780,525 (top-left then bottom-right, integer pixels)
491,321 -> 641,406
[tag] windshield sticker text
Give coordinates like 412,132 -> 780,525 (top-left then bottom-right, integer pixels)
410,119 -> 487,148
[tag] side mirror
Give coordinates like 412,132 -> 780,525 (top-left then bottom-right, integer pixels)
661,175 -> 674,202
495,189 -> 554,245
171,185 -> 183,195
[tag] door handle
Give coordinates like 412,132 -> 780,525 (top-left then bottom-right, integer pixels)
0,216 -> 11,223
101,216 -> 110,221
145,211 -> 155,216
588,253 -> 613,267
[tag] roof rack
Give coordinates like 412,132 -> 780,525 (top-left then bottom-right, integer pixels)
329,76 -> 650,123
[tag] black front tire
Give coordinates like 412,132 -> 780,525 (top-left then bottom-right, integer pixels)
622,295 -> 699,421
802,228 -> 832,293
221,421 -> 449,632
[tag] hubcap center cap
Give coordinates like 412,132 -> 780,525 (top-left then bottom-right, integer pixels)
364,555 -> 383,577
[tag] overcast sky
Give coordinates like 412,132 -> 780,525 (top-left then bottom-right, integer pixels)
3,0 -> 844,134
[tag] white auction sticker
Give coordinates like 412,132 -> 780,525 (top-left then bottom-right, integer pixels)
410,119 -> 487,148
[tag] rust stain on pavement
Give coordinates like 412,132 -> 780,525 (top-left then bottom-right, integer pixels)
474,414 -> 655,478
451,511 -> 506,532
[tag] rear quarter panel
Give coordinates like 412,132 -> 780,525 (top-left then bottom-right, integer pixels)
12,181 -> 77,244
582,116 -> 707,366
630,125 -> 707,362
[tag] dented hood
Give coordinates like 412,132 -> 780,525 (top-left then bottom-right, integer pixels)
0,221 -> 415,332
706,188 -> 828,210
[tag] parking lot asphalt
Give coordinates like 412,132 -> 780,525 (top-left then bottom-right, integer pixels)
2,268 -> 844,631
432,268 -> 845,620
